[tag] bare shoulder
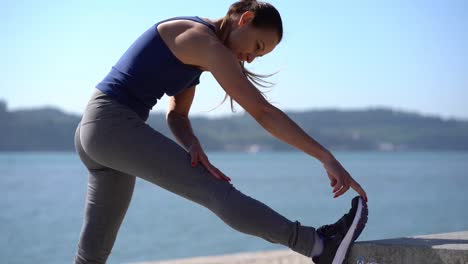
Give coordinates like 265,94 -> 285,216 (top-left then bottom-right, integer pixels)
157,19 -> 235,70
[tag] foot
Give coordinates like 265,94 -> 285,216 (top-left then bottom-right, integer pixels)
312,196 -> 368,264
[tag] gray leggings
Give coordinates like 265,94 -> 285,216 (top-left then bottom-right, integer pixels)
73,89 -> 317,263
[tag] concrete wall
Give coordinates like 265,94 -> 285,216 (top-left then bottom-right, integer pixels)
134,231 -> 468,264
348,231 -> 468,264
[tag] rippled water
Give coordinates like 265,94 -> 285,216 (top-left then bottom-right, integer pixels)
1,151 -> 467,264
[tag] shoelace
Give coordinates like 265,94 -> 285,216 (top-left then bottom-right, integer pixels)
319,211 -> 352,238
318,224 -> 338,236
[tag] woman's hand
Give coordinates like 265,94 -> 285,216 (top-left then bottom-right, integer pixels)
322,157 -> 368,202
188,140 -> 231,182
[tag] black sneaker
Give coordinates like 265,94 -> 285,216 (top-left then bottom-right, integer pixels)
312,196 -> 368,264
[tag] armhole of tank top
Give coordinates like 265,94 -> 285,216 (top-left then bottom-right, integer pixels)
155,16 -> 215,71
194,16 -> 216,32
156,16 -> 216,33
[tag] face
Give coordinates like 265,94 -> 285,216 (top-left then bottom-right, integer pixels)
226,11 -> 280,63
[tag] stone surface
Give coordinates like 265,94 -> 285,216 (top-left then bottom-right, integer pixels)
133,231 -> 468,264
347,231 -> 468,264
133,250 -> 310,264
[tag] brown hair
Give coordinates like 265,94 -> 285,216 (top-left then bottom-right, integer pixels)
213,0 -> 283,112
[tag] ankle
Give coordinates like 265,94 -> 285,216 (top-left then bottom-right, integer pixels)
311,231 -> 324,257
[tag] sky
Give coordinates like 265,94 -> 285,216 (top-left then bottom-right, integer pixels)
2,0 -> 468,120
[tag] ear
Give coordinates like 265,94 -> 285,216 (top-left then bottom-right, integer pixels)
238,11 -> 255,27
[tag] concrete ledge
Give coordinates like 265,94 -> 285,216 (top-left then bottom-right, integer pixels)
348,231 -> 468,264
134,250 -> 311,264
134,231 -> 468,264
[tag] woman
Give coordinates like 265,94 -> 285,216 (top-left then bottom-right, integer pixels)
74,1 -> 368,263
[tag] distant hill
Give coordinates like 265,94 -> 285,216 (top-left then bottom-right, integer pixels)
0,100 -> 467,152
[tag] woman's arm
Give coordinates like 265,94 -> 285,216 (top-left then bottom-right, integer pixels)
166,86 -> 199,152
162,21 -> 330,161
189,32 -> 366,200
169,25 -> 367,201
187,38 -> 332,162
255,105 -> 333,162
251,105 -> 369,201
166,86 -> 231,182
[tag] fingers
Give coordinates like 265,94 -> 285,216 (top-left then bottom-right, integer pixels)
210,165 -> 231,182
191,152 -> 231,182
190,153 -> 198,167
189,148 -> 230,182
327,171 -> 337,187
333,184 -> 350,198
332,180 -> 368,202
331,176 -> 348,198
326,165 -> 368,201
332,178 -> 368,202
350,180 -> 368,203
331,175 -> 344,192
333,182 -> 343,193
203,160 -> 231,182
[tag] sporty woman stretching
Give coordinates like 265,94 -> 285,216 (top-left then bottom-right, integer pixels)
74,1 -> 368,263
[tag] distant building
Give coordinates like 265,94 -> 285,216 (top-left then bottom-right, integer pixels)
377,142 -> 409,151
223,144 -> 273,153
378,142 -> 396,152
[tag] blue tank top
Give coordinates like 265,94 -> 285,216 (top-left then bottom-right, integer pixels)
95,16 -> 216,120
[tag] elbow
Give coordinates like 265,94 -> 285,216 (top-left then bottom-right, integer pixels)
166,110 -> 188,123
167,110 -> 182,119
166,110 -> 179,125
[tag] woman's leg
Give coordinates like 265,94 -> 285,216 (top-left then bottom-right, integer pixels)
74,122 -> 136,264
78,89 -> 317,258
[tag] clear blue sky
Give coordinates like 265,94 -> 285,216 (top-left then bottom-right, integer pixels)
2,0 -> 467,120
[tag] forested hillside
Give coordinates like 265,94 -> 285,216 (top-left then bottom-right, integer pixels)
1,100 -> 466,152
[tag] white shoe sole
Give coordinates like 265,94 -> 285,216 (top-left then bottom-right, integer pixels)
332,197 -> 364,264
